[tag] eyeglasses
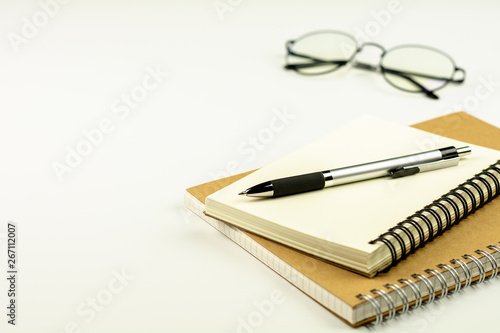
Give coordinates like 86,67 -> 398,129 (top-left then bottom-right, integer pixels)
284,30 -> 466,99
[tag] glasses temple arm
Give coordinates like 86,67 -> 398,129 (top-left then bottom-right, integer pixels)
284,48 -> 348,70
285,60 -> 348,70
286,48 -> 320,61
382,67 -> 439,99
383,68 -> 465,84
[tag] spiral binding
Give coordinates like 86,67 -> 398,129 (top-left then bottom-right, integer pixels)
358,242 -> 500,325
370,160 -> 500,272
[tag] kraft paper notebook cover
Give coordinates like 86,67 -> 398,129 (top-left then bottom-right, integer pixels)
184,112 -> 500,326
205,115 -> 500,277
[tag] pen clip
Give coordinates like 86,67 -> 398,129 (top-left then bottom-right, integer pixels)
389,157 -> 460,179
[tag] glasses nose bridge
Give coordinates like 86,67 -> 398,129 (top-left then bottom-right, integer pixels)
352,42 -> 386,72
355,42 -> 386,61
357,42 -> 386,53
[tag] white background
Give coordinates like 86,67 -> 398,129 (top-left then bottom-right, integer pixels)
1,1 -> 500,332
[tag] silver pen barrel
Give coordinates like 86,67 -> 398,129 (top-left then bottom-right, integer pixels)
322,147 -> 464,187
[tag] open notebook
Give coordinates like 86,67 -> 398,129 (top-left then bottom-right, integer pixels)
205,115 -> 500,277
185,112 -> 500,326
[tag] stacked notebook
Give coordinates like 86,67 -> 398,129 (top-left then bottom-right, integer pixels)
184,112 -> 500,326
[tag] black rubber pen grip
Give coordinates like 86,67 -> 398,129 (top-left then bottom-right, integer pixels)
272,172 -> 325,197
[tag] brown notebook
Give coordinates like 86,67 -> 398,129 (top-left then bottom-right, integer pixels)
185,112 -> 500,327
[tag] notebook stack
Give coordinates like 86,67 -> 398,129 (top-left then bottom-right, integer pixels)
184,112 -> 500,326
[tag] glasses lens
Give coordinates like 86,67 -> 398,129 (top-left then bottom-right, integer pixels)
286,31 -> 357,75
381,46 -> 456,93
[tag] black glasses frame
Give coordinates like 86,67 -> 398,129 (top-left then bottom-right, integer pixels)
284,30 -> 466,99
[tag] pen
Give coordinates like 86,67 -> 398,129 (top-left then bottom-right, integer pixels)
238,146 -> 472,198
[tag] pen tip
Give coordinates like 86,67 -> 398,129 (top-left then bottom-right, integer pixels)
238,190 -> 248,196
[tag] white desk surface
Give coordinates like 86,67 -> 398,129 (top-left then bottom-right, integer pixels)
2,1 -> 500,332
